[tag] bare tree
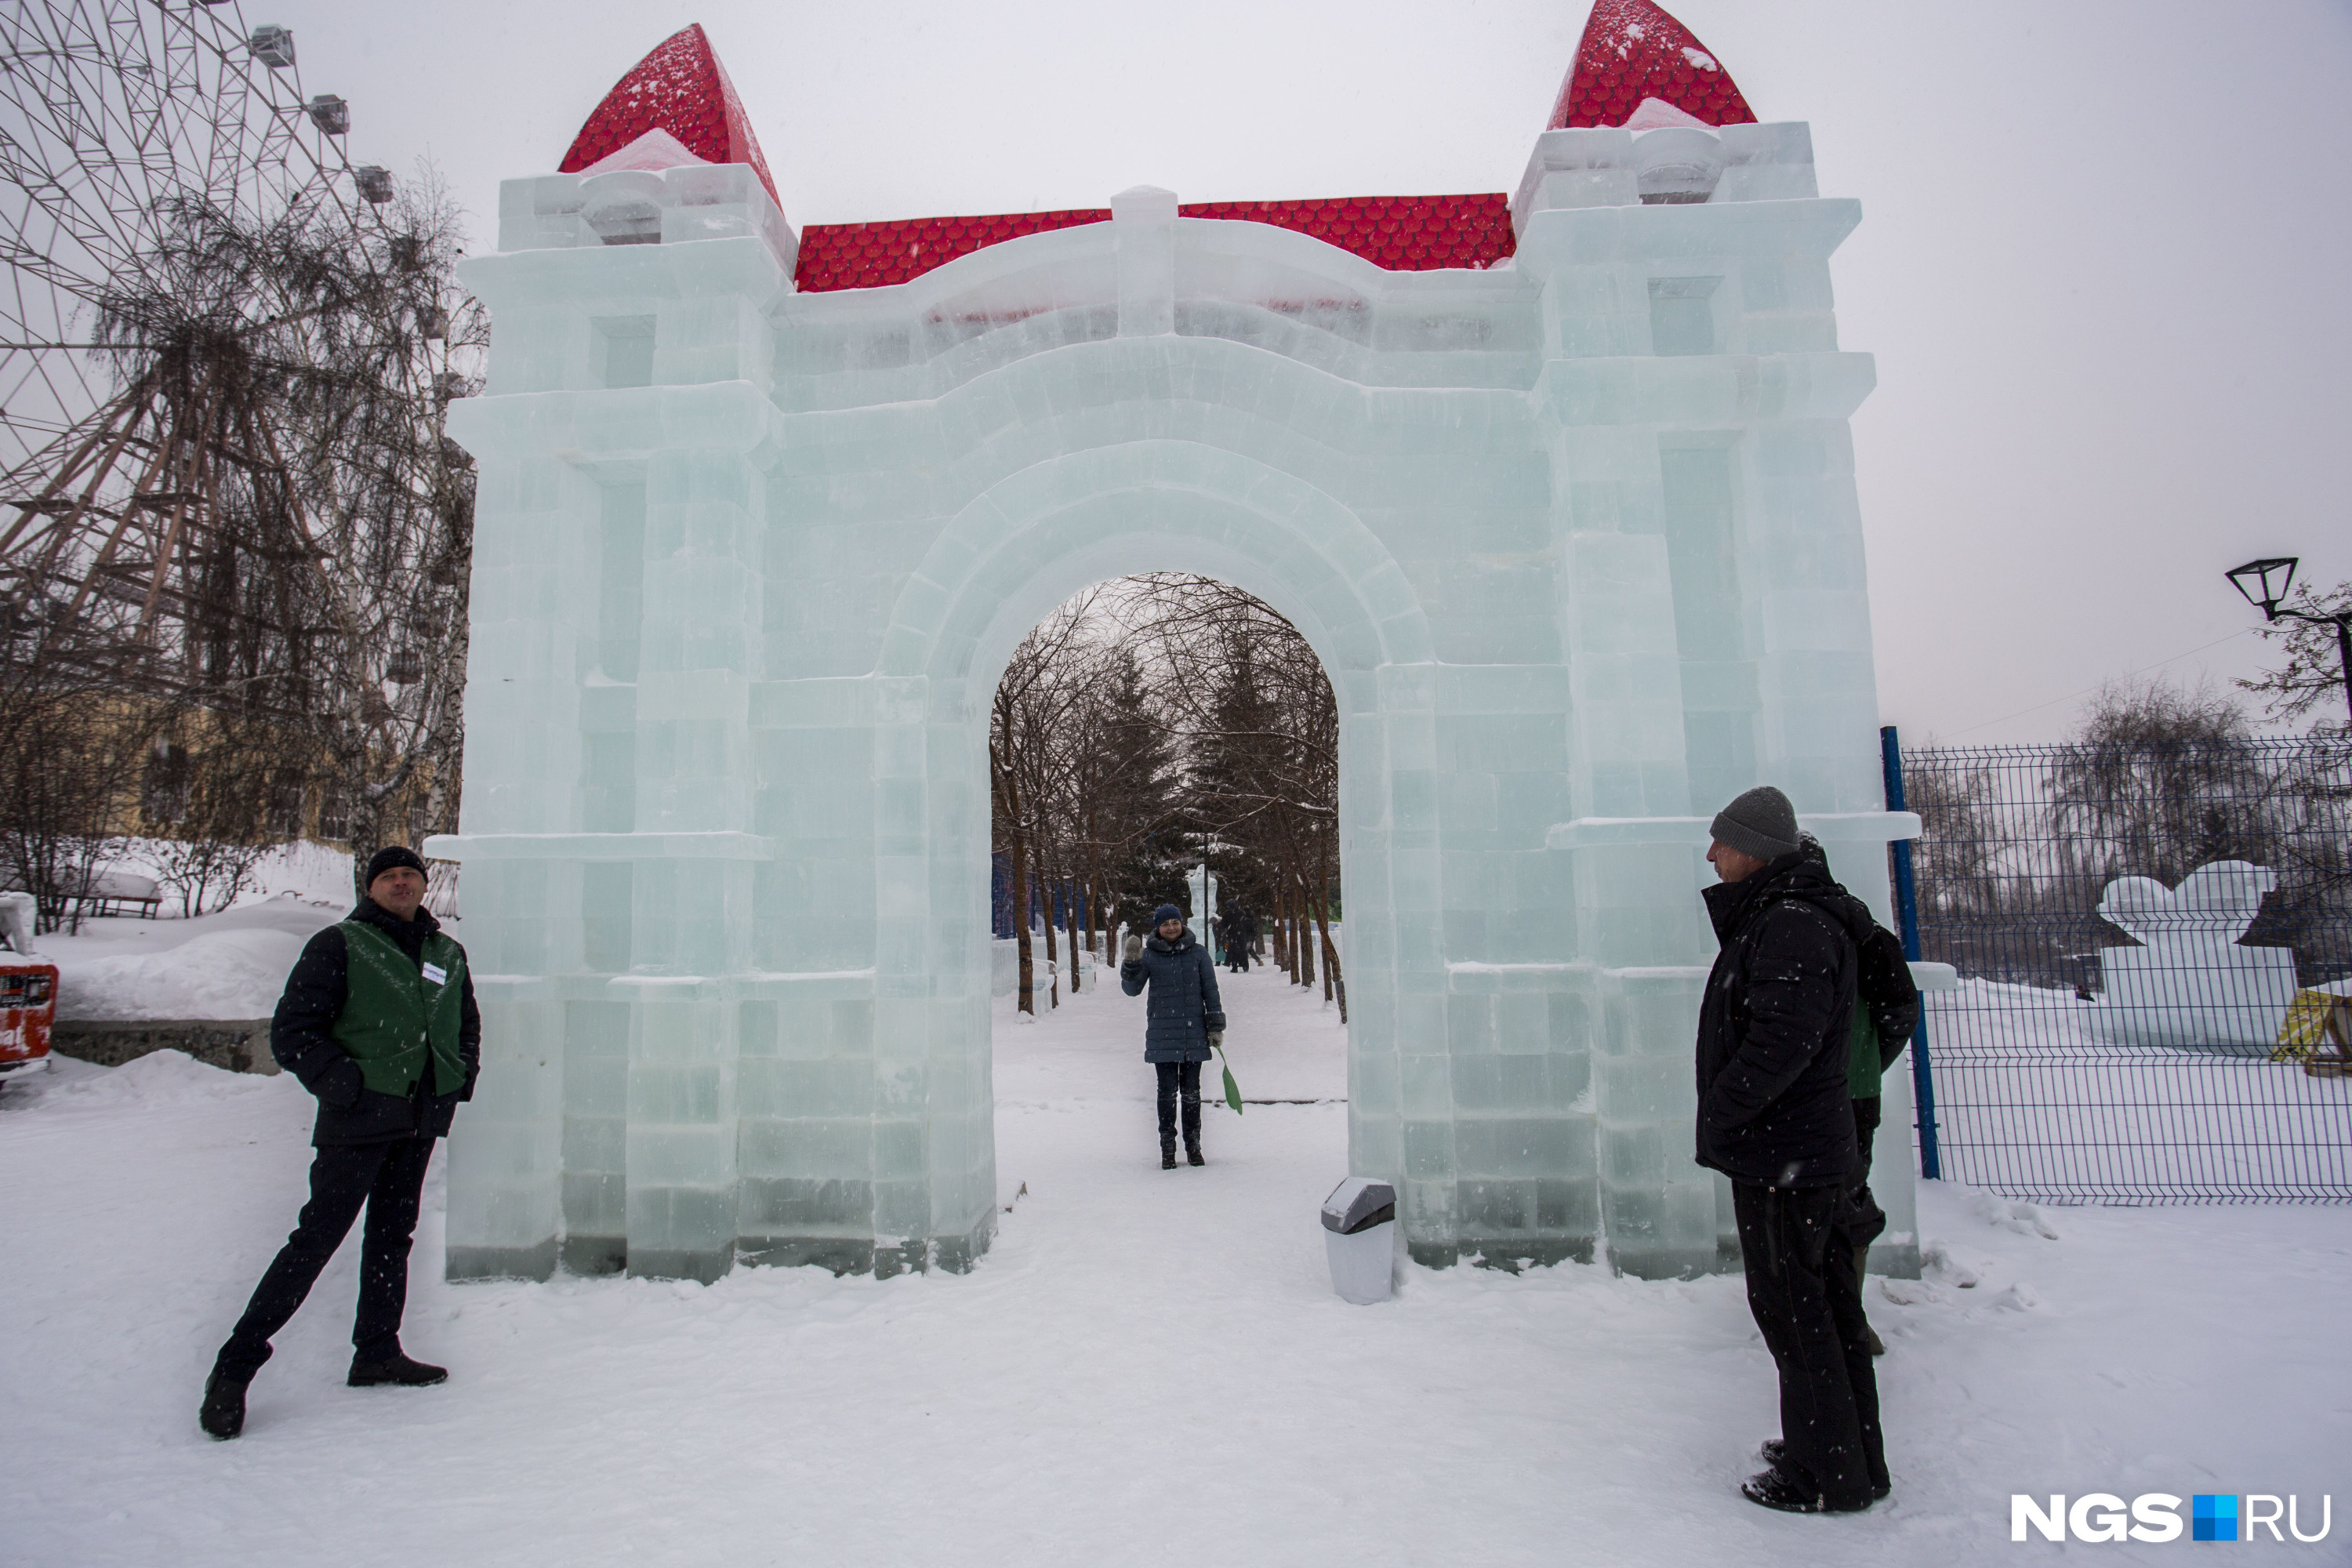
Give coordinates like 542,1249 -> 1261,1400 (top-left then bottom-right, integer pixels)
991,590 -> 1108,1014
138,717 -> 276,916
2048,680 -> 2269,891
0,652 -> 151,931
986,574 -> 1348,1022
2238,577 -> 2352,732
1116,574 -> 1346,1018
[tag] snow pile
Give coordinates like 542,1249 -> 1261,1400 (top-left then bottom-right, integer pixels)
18,1047 -> 281,1110
44,895 -> 341,1022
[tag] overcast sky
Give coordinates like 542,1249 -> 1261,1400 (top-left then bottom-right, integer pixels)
261,0 -> 2352,744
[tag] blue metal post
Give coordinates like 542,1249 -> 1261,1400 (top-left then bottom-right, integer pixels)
1881,724 -> 1941,1181
990,852 -> 1013,941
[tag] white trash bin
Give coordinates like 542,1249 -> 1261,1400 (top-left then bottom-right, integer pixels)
1321,1177 -> 1397,1305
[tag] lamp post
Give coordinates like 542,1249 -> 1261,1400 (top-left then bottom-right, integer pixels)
2226,556 -> 2352,728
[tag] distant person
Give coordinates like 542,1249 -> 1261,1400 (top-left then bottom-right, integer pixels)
1225,908 -> 1256,973
1694,786 -> 1888,1513
199,847 -> 479,1441
1120,903 -> 1225,1170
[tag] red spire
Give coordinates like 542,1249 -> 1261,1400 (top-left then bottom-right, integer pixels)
559,24 -> 781,212
1547,0 -> 1756,131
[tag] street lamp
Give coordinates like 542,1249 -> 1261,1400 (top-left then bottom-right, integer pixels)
2227,555 -> 2352,727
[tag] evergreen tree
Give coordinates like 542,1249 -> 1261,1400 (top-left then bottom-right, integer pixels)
1097,650 -> 1192,931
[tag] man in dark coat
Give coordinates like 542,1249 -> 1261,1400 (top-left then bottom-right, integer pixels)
1695,786 -> 1888,1514
1120,903 -> 1226,1169
199,847 -> 480,1440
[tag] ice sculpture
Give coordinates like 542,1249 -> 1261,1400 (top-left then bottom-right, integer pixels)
429,2 -> 1918,1286
2095,862 -> 2299,1049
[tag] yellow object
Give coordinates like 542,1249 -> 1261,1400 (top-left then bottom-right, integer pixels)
2274,989 -> 2352,1058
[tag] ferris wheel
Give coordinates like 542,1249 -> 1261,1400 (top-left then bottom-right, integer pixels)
0,0 -> 470,691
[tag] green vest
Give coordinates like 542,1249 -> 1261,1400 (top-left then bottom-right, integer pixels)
330,920 -> 467,1098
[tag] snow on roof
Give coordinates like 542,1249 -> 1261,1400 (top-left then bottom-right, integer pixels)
1621,95 -> 1715,132
1547,0 -> 1756,131
558,24 -> 781,212
581,127 -> 711,177
793,194 -> 1517,294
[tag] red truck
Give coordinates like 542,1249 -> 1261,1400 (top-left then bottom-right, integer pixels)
0,960 -> 56,1081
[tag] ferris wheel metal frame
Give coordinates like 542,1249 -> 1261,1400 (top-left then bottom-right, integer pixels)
0,0 -> 471,695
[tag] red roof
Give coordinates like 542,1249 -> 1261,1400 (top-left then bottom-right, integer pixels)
559,24 -> 782,212
1547,0 -> 1755,130
793,194 -> 1517,293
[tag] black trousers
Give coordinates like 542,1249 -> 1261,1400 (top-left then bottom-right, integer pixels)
1228,946 -> 1250,973
1154,1060 -> 1202,1145
1732,1181 -> 1887,1508
214,1136 -> 436,1383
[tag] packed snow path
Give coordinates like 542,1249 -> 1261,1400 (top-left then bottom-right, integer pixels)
5,964 -> 2347,1566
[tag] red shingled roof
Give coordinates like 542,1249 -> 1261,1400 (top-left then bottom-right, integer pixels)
793,194 -> 1517,294
1547,0 -> 1755,130
559,24 -> 782,212
795,209 -> 1108,294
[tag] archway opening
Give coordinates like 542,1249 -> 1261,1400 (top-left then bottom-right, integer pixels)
989,574 -> 1346,1022
982,574 -> 1350,1207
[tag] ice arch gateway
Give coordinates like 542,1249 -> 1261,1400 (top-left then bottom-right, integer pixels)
432,5 -> 1923,1285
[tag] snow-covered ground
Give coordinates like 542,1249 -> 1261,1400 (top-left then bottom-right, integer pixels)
4,964 -> 2347,1566
1922,980 -> 2352,1200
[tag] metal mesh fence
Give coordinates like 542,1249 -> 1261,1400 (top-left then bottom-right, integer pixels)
1898,735 -> 2352,1203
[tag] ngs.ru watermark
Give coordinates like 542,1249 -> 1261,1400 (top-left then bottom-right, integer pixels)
2013,1494 -> 2331,1544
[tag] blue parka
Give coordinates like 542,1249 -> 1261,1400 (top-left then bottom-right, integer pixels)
1120,926 -> 1227,1064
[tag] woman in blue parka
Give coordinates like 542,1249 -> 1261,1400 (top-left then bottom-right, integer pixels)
1121,902 -> 1226,1169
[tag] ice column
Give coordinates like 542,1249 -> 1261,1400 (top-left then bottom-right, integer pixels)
1518,120 -> 1900,1277
618,433 -> 768,1281
435,453 -> 601,1282
436,162 -> 789,1281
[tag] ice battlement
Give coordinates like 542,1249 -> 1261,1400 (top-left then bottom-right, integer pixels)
1512,121 -> 1818,230
497,162 -> 797,273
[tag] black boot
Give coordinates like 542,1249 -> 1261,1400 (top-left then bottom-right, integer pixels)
1180,1086 -> 1203,1167
1759,1440 -> 1889,1501
199,1371 -> 247,1440
1742,1467 -> 1835,1513
348,1351 -> 448,1388
1186,1140 -> 1205,1167
1160,1138 -> 1178,1171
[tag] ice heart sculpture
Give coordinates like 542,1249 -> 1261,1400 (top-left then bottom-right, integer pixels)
2097,861 -> 2278,947
2094,861 -> 2296,1049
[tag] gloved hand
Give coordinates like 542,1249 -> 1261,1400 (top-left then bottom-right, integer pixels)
318,1055 -> 365,1109
1207,1031 -> 1223,1050
1123,935 -> 1142,960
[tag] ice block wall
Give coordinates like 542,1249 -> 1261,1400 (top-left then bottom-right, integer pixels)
434,119 -> 1917,1284
1518,121 -> 1916,1277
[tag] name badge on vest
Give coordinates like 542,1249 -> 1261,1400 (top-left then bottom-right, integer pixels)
421,961 -> 448,986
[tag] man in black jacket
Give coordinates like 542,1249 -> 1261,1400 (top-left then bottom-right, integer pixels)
199,847 -> 480,1440
1695,786 -> 1888,1514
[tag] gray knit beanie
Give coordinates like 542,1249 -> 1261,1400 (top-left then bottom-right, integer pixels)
1708,785 -> 1801,862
